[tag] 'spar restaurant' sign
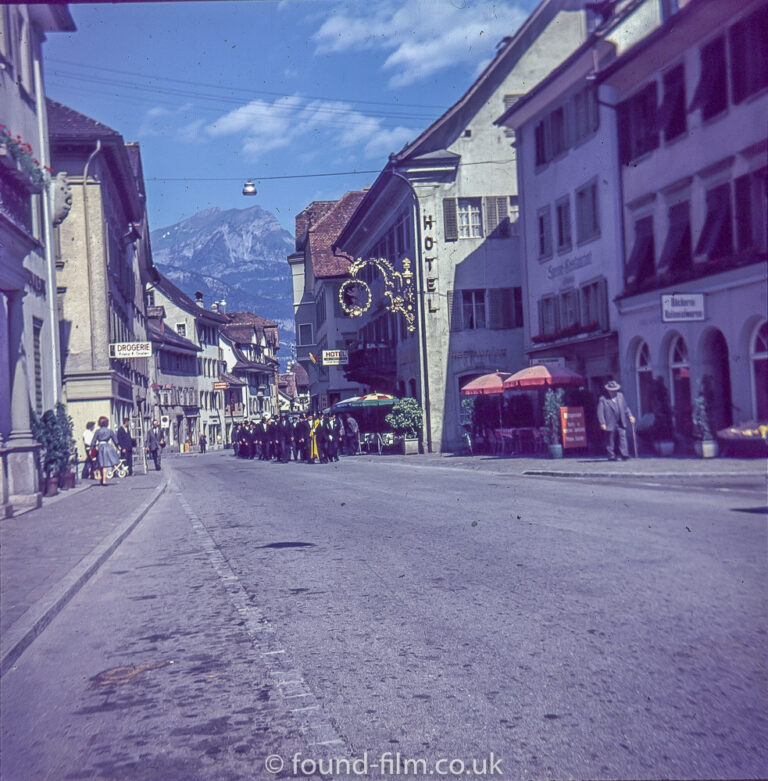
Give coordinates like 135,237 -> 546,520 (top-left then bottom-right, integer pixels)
661,294 -> 705,322
109,341 -> 152,359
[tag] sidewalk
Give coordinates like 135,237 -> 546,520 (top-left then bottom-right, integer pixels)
353,451 -> 768,478
0,469 -> 166,677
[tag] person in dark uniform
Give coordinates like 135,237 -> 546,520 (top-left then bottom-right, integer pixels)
117,418 -> 134,475
267,417 -> 278,461
295,413 -> 311,462
257,417 -> 269,460
327,412 -> 344,462
199,433 -> 207,453
146,420 -> 164,471
316,413 -> 331,464
289,416 -> 300,461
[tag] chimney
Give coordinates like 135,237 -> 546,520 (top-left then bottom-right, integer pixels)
195,290 -> 204,307
218,299 -> 227,313
211,302 -> 219,312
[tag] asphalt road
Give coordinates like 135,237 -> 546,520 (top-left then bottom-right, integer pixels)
1,452 -> 766,781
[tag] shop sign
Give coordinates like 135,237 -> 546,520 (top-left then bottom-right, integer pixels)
213,381 -> 229,390
560,406 -> 587,449
109,341 -> 152,359
661,294 -> 705,322
160,415 -> 170,427
322,349 -> 349,366
531,357 -> 565,368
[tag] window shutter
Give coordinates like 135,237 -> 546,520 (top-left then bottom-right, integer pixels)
443,198 -> 458,241
483,197 -> 500,237
488,288 -> 503,330
513,287 -> 523,328
537,299 -> 544,335
447,289 -> 462,331
598,278 -> 608,330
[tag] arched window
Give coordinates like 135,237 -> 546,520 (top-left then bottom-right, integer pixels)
635,341 -> 654,416
669,335 -> 691,436
751,321 -> 768,419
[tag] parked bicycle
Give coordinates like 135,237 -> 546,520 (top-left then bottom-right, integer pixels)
105,458 -> 129,479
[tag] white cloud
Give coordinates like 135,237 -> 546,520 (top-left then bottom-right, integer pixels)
204,95 -> 415,163
138,103 -> 198,138
312,0 -> 529,87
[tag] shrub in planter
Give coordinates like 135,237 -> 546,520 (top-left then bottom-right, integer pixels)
649,377 -> 675,454
385,397 -> 423,452
543,388 -> 565,458
31,403 -> 76,487
692,375 -> 718,458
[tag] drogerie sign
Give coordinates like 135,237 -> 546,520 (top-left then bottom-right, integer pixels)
661,294 -> 705,322
109,341 -> 152,359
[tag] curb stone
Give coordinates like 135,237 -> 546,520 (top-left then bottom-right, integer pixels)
0,479 -> 168,678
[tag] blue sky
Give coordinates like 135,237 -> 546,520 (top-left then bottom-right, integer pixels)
43,0 -> 537,235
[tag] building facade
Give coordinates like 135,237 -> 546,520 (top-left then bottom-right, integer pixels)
597,0 -> 767,438
334,0 -> 590,451
288,192 -> 366,411
1,4 -> 74,516
497,1 -> 667,398
49,101 -> 154,460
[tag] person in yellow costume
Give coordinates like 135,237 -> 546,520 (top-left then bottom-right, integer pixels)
309,413 -> 322,463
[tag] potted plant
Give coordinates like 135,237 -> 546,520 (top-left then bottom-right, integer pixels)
543,388 -> 565,458
650,377 -> 675,456
692,375 -> 718,458
31,403 -> 75,494
385,397 -> 423,454
55,403 -> 77,487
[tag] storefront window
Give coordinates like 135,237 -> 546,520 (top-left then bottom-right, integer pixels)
752,321 -> 768,419
669,336 -> 692,437
636,341 -> 654,416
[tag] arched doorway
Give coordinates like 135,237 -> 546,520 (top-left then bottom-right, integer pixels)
635,341 -> 654,416
669,335 -> 692,437
751,321 -> 768,419
701,329 -> 733,429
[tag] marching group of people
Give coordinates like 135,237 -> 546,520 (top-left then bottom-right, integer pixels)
231,411 -> 360,464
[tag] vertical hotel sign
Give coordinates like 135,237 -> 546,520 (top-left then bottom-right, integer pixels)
560,406 -> 587,449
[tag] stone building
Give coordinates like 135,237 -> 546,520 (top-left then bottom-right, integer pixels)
49,101 -> 154,460
596,0 -> 767,436
496,0 -> 667,396
288,191 -> 367,411
146,275 -> 228,448
334,0 -> 590,451
1,4 -> 74,516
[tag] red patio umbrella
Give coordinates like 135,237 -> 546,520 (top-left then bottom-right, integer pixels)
503,365 -> 585,389
460,372 -> 513,396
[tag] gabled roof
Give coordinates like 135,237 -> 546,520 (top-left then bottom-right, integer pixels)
154,274 -> 229,324
47,99 -> 143,223
147,322 -> 201,353
225,311 -> 277,328
303,190 -> 368,279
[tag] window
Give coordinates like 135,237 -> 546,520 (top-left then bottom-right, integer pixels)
695,182 -> 732,260
560,290 -> 579,329
669,336 -> 691,435
298,323 -> 313,345
635,342 -> 654,416
537,205 -> 553,258
618,83 -> 659,164
176,323 -> 186,338
556,197 -> 572,252
316,289 -> 327,327
488,287 -> 523,330
550,106 -> 567,158
146,291 -> 154,307
659,64 -> 687,142
508,197 -> 520,235
575,181 -> 600,243
580,278 -> 608,330
625,216 -> 655,286
657,201 -> 692,277
538,296 -> 559,335
572,86 -> 598,142
458,198 -> 483,238
689,36 -> 727,120
735,170 -> 768,252
461,290 -> 486,329
730,6 -> 768,103
535,119 -> 549,166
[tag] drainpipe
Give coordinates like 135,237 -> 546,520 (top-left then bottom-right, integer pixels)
389,166 -> 433,453
33,54 -> 61,404
82,140 -> 102,369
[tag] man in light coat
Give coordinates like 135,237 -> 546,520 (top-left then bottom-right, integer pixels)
597,380 -> 635,461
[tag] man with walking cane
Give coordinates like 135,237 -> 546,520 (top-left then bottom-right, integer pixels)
597,380 -> 635,461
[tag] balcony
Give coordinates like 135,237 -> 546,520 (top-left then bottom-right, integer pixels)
343,344 -> 396,389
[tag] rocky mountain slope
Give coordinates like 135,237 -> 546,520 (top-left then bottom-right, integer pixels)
150,205 -> 295,342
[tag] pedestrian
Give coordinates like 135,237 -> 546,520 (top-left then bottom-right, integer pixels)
82,421 -> 96,479
345,414 -> 360,455
597,380 -> 635,461
295,413 -> 311,462
317,413 -> 331,464
116,417 -> 135,476
92,416 -> 120,486
327,412 -> 344,462
309,413 -> 322,463
276,414 -> 292,463
199,433 -> 207,453
146,420 -> 165,471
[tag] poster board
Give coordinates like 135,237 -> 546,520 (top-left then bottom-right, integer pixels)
560,406 -> 587,449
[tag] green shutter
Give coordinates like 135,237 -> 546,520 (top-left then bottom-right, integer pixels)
443,198 -> 458,241
447,289 -> 462,331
